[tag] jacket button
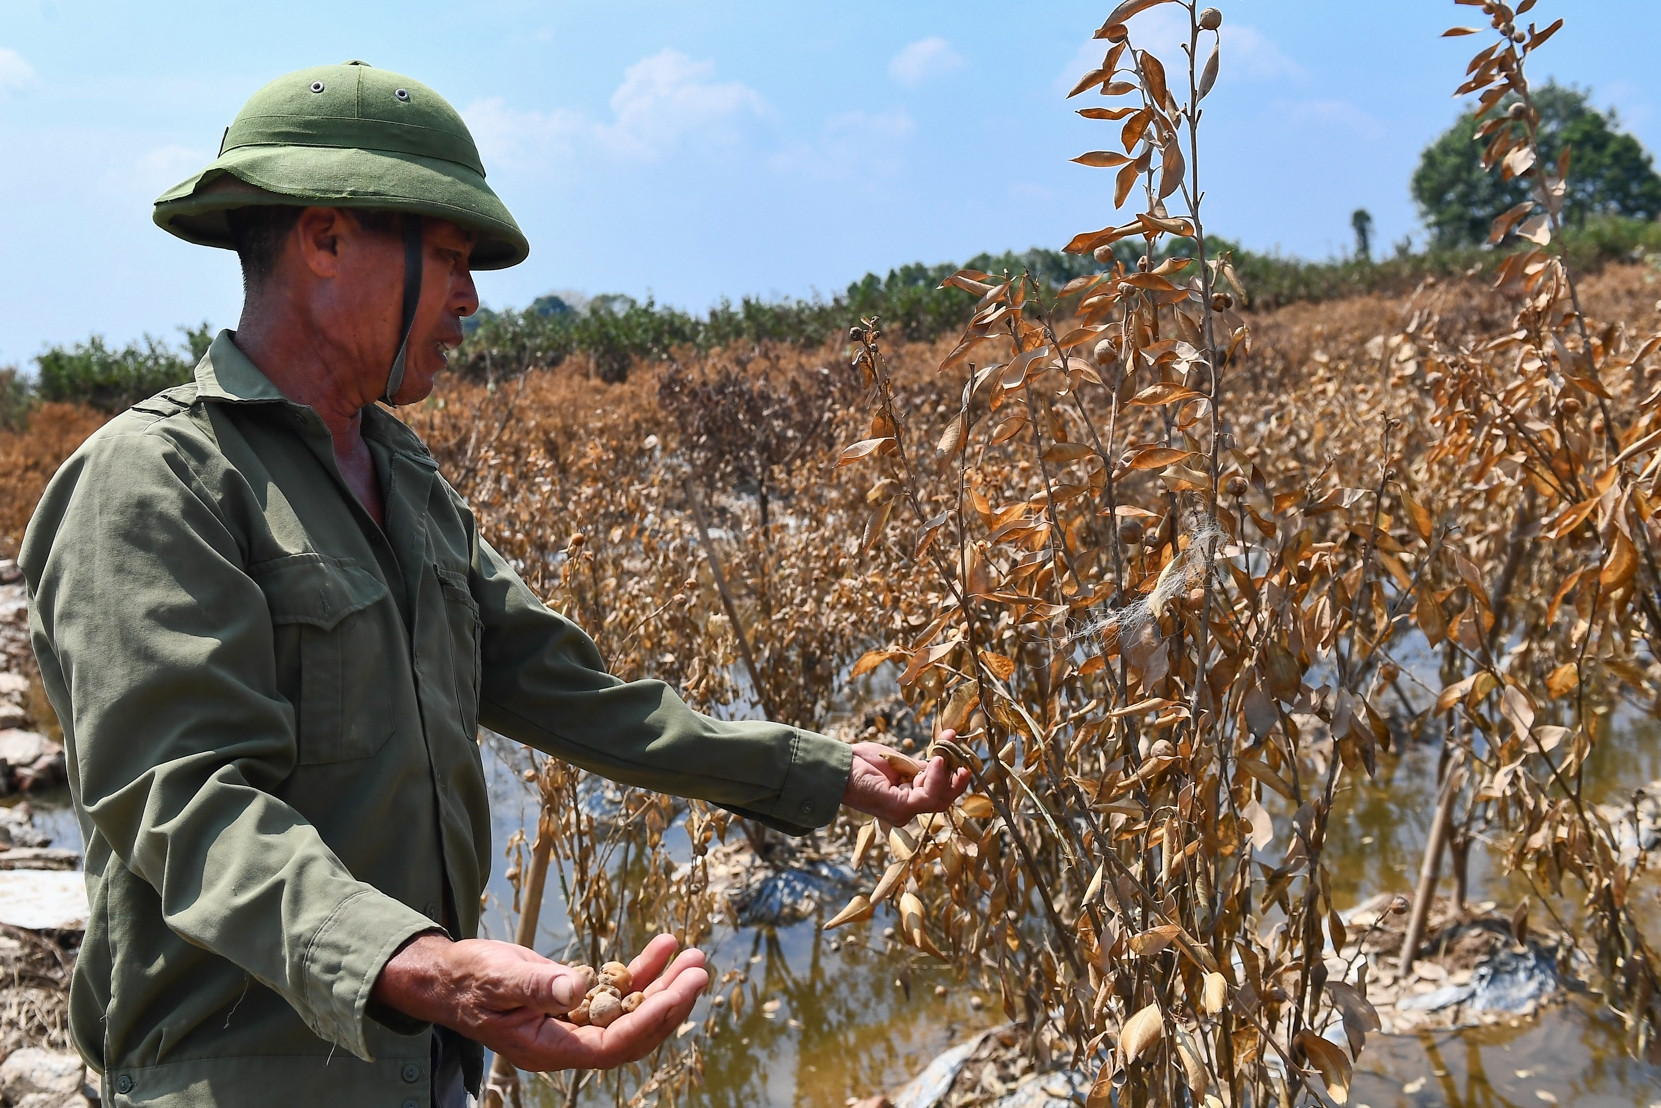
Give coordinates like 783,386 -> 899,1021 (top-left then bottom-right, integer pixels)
799,800 -> 814,815
401,1062 -> 421,1083
116,1074 -> 134,1093
403,1100 -> 421,1108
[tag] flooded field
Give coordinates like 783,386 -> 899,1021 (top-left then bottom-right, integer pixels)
11,706 -> 1661,1107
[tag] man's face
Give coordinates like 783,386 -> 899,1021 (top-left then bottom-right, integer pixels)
301,209 -> 479,408
391,218 -> 479,406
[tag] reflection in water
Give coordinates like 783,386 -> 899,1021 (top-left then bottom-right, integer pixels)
518,905 -> 989,1108
17,723 -> 1661,1105
1351,996 -> 1661,1107
691,923 -> 982,1108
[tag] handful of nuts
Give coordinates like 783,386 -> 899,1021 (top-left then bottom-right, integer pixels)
554,962 -> 645,1029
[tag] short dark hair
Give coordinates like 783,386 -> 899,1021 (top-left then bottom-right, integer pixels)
225,205 -> 303,293
224,206 -> 403,293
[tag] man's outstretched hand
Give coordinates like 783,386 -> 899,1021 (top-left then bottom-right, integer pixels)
841,730 -> 972,825
372,932 -> 707,1071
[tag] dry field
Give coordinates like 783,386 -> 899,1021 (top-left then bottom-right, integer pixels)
4,259 -> 1660,1105
5,2 -> 1661,1104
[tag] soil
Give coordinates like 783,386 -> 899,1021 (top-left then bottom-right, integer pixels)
1340,892 -> 1567,1033
0,924 -> 75,1059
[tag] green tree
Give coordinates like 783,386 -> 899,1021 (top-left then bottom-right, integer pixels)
1411,83 -> 1661,248
1351,209 -> 1374,261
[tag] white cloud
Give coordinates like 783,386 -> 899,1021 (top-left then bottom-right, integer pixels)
1283,99 -> 1385,140
1225,25 -> 1303,81
464,96 -> 586,169
132,144 -> 210,191
1057,13 -> 1301,96
889,37 -> 965,87
598,49 -> 769,159
90,143 -> 213,203
0,46 -> 35,94
769,109 -> 914,180
463,49 -> 768,169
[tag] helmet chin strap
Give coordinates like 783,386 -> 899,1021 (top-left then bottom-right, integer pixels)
381,214 -> 425,406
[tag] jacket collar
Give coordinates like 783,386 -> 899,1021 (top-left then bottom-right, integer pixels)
194,329 -> 438,468
194,329 -> 293,405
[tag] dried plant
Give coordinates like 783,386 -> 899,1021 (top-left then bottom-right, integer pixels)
826,3 -> 1392,1103
823,1 -> 1661,1104
4,4 -> 1660,1103
1383,0 -> 1661,1057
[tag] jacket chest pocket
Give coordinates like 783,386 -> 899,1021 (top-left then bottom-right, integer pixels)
254,554 -> 399,765
435,566 -> 482,736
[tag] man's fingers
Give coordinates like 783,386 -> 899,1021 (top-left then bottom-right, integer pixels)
600,965 -> 708,1063
508,960 -> 706,1071
918,756 -> 952,796
625,933 -> 682,989
876,758 -> 974,822
919,758 -> 971,803
639,947 -> 707,1000
515,961 -> 586,1013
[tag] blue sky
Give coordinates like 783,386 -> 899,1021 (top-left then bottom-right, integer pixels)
1,1 -> 1656,368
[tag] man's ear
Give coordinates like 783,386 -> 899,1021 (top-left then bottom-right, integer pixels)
295,207 -> 347,279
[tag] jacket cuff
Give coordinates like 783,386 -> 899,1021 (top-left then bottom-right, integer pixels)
767,729 -> 853,832
297,889 -> 439,1061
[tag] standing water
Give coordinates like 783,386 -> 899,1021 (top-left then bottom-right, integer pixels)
12,723 -> 1661,1106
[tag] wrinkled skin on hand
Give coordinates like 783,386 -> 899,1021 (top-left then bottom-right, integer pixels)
841,728 -> 971,825
374,932 -> 707,1070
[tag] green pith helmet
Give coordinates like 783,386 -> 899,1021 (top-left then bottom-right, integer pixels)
153,60 -> 528,270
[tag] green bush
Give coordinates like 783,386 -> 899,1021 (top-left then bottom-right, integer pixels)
50,217 -> 1661,396
0,366 -> 33,431
33,324 -> 212,412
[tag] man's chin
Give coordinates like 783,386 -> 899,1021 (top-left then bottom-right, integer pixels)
386,366 -> 440,408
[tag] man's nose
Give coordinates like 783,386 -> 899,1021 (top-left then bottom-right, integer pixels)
453,266 -> 480,318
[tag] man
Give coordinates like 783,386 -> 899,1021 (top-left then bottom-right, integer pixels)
21,61 -> 968,1108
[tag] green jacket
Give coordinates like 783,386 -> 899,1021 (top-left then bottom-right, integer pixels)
20,331 -> 852,1107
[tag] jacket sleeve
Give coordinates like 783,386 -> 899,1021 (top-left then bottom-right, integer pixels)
22,430 -> 436,1062
471,538 -> 852,835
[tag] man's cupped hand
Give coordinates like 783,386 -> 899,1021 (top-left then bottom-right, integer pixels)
374,932 -> 707,1070
841,729 -> 972,825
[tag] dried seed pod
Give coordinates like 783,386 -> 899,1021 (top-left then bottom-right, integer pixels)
1224,474 -> 1248,497
621,991 -> 644,1014
570,964 -> 599,993
1148,738 -> 1177,761
878,748 -> 923,778
588,991 -> 623,1027
1119,519 -> 1145,546
600,961 -> 634,992
1198,7 -> 1222,30
566,1000 -> 591,1027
